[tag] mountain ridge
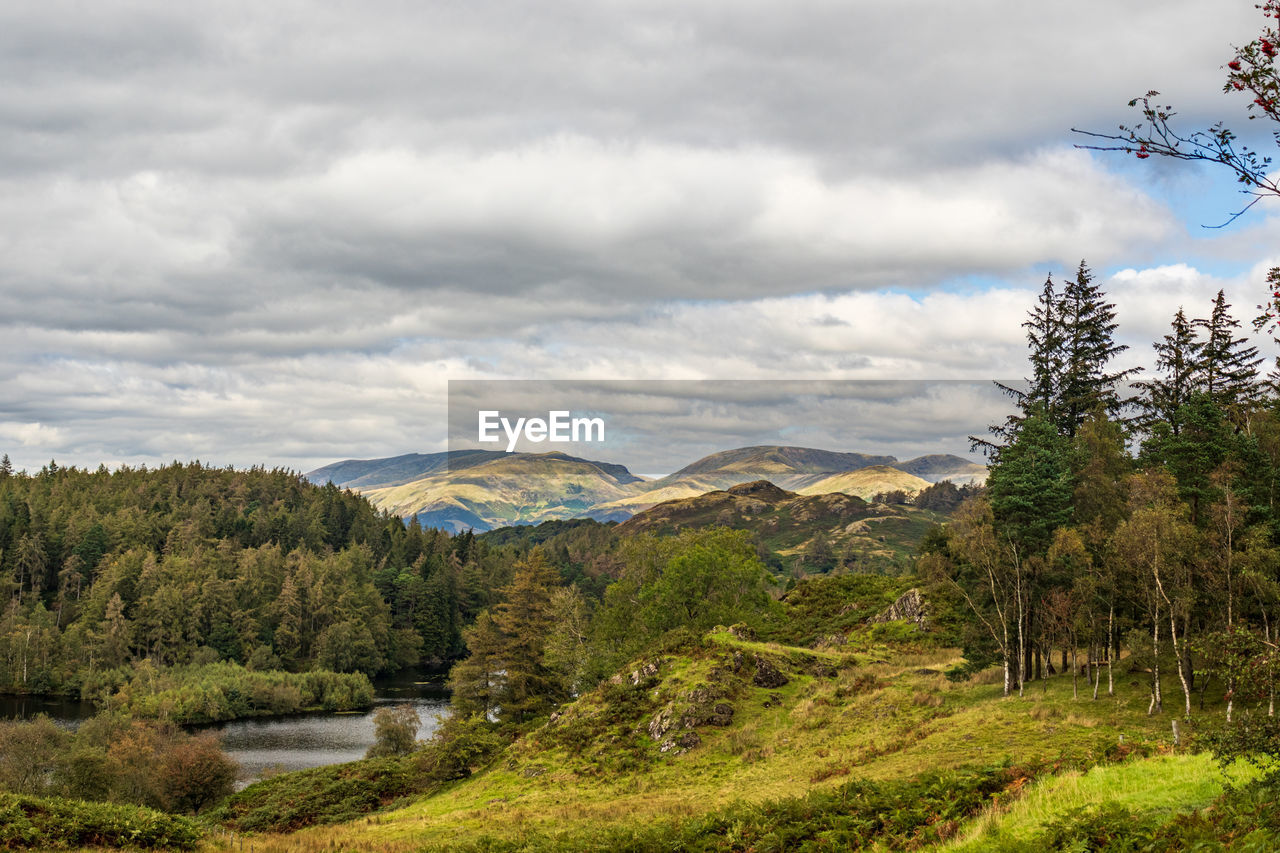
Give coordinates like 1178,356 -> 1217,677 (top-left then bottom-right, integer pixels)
304,445 -> 986,531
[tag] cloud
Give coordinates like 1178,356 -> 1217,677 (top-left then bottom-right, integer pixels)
0,0 -> 1276,471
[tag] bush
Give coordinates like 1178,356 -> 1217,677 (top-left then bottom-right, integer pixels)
366,705 -> 421,758
80,660 -> 374,723
210,756 -> 418,832
0,792 -> 200,850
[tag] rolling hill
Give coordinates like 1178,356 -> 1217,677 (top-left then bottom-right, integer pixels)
355,451 -> 646,532
616,479 -> 947,572
306,445 -> 986,531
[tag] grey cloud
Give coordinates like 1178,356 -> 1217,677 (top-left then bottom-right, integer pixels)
1,0 -> 1275,471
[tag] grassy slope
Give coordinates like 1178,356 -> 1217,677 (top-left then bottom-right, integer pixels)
205,629 -> 1210,853
940,753 -> 1261,851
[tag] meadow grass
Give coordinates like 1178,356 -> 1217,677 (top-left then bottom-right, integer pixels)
939,753 -> 1262,851
197,636 -> 1237,853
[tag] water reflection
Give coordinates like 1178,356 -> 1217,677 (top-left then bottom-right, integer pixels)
0,669 -> 452,789
216,672 -> 450,786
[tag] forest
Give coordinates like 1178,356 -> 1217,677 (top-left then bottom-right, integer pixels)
0,460 -> 525,709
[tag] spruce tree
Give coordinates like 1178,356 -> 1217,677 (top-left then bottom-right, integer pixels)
490,549 -> 564,724
0,454 -> 11,478
1057,261 -> 1135,437
1196,290 -> 1263,411
1025,275 -> 1065,417
1138,307 -> 1202,435
447,610 -> 505,720
981,262 -> 1134,453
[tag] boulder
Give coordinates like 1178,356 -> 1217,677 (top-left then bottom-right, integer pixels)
752,655 -> 790,688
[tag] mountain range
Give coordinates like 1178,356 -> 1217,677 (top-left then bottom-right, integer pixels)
305,445 -> 986,532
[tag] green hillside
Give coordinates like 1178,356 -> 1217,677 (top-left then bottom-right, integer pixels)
615,479 -> 947,573
362,451 -> 647,532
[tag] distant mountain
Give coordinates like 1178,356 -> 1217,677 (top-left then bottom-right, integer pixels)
305,450 -> 507,490
792,466 -> 932,500
888,454 -> 988,486
590,445 -> 898,516
345,451 -> 646,532
306,444 -> 986,532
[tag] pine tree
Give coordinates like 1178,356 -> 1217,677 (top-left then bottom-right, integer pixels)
1057,261 -> 1135,437
1138,307 -> 1202,435
0,454 -> 11,478
981,262 -> 1134,453
1025,275 -> 1066,418
447,610 -> 505,720
1196,290 -> 1263,412
991,276 -> 1065,446
491,549 -> 564,724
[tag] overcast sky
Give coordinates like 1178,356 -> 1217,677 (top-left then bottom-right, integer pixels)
3,1 -> 1278,474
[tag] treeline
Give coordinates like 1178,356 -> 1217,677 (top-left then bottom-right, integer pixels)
926,263 -> 1280,731
0,462 -> 521,696
81,661 -> 373,724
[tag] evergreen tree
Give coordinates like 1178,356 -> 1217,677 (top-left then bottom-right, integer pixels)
1138,307 -> 1202,435
982,262 -> 1134,452
447,610 -> 504,720
994,276 -> 1065,442
987,414 -> 1074,558
1196,290 -> 1263,412
490,549 -> 564,724
0,454 -> 11,478
1024,275 -> 1066,419
1057,261 -> 1135,437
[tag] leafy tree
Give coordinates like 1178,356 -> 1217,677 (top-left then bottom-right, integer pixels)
158,732 -> 237,814
636,528 -> 776,638
1115,470 -> 1200,717
0,715 -> 67,795
920,499 -> 1021,695
366,705 -> 421,758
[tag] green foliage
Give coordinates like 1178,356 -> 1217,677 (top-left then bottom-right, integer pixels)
79,660 -> 374,723
412,715 -> 504,781
0,461 -> 482,704
987,414 -> 1074,556
366,704 -> 421,758
592,529 -> 778,678
210,755 -> 420,833
428,765 -> 1023,852
761,573 -> 912,647
0,791 -> 200,849
1029,802 -> 1162,851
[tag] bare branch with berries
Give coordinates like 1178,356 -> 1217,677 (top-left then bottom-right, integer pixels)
1074,1 -> 1280,339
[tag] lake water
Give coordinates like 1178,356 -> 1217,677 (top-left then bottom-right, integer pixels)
0,669 -> 452,788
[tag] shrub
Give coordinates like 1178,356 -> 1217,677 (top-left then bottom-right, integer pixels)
0,792 -> 200,850
366,705 -> 421,758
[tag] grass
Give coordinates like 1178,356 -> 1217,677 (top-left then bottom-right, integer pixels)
194,629 -> 1225,853
940,753 -> 1262,851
